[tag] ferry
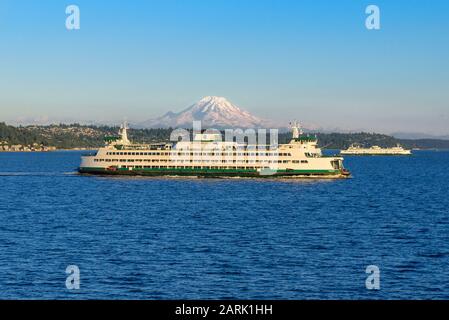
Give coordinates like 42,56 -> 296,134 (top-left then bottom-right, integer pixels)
340,144 -> 412,156
78,122 -> 350,178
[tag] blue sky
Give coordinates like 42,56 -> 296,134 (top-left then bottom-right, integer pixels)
0,0 -> 448,134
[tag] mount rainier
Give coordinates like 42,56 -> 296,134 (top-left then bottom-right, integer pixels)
138,96 -> 276,129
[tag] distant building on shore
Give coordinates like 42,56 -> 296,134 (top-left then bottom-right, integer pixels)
0,143 -> 56,152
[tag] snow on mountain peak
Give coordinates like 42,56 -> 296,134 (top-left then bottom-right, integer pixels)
139,96 -> 275,128
199,96 -> 227,104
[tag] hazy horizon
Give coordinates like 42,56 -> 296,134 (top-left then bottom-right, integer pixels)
1,0 -> 448,135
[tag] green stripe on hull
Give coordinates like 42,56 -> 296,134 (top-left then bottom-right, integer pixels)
78,167 -> 346,178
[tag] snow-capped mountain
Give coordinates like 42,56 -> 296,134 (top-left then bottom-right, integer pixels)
139,96 -> 275,128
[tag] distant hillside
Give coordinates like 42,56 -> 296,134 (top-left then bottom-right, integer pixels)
300,132 -> 399,150
0,122 -> 172,149
397,139 -> 449,150
1,122 -> 448,150
0,122 -> 113,149
392,132 -> 449,140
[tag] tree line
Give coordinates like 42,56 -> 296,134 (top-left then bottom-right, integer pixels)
1,122 -> 448,150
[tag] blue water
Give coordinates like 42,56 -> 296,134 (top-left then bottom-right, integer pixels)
0,150 -> 449,299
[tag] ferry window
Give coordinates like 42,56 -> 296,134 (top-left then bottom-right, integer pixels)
301,160 -> 308,164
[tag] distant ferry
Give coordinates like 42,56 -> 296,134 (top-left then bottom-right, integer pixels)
78,122 -> 350,178
340,144 -> 412,156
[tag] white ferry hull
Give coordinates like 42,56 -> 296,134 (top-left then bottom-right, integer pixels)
78,165 -> 349,179
340,150 -> 412,156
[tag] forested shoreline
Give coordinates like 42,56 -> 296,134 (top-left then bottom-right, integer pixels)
1,122 -> 448,150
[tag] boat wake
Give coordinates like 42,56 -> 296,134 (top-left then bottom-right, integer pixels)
0,172 -> 79,177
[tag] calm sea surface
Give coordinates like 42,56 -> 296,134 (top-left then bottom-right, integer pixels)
0,150 -> 448,299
